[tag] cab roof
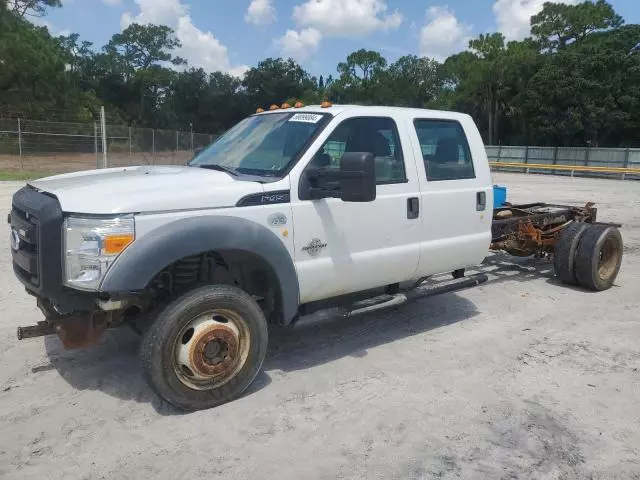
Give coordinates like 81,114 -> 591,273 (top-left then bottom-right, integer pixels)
254,104 -> 470,121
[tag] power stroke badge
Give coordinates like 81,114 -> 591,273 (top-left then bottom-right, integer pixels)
302,238 -> 327,256
267,212 -> 287,227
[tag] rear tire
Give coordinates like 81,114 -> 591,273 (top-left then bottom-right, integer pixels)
140,285 -> 268,411
553,222 -> 588,286
574,225 -> 623,291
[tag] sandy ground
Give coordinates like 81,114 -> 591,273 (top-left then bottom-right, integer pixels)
0,172 -> 639,479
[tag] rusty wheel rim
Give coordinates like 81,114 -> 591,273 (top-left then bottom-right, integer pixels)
173,309 -> 251,391
598,236 -> 620,281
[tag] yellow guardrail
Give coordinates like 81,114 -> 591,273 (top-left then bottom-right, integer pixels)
489,161 -> 640,176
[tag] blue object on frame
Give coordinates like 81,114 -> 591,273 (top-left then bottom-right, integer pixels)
493,185 -> 507,208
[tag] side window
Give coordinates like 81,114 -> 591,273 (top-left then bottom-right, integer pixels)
311,117 -> 406,184
414,119 -> 475,181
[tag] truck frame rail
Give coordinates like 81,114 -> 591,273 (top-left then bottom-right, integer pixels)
490,202 -> 615,257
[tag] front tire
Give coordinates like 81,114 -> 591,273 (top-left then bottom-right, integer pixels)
140,285 -> 268,411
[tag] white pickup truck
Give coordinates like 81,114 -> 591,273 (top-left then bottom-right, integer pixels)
9,104 -> 623,410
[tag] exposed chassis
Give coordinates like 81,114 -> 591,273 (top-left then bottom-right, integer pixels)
491,202 -> 617,257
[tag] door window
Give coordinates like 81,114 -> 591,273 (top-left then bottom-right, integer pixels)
310,117 -> 406,185
414,120 -> 475,181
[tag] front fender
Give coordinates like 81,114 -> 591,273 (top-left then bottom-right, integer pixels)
100,215 -> 299,323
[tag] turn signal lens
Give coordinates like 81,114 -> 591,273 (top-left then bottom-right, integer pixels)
103,234 -> 134,255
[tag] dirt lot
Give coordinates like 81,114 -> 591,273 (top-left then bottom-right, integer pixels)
0,152 -> 191,173
0,172 -> 639,479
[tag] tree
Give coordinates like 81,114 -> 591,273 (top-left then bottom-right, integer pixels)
57,33 -> 95,88
0,4 -> 95,117
386,55 -> 443,107
531,0 -> 623,51
242,58 -> 313,107
443,34 -> 509,144
522,31 -> 640,146
103,23 -> 185,123
8,0 -> 61,17
330,50 -> 389,104
337,49 -> 387,83
105,23 -> 185,74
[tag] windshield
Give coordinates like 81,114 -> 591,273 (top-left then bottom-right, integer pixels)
189,112 -> 330,176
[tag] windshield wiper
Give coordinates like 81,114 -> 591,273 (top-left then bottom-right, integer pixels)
197,164 -> 238,176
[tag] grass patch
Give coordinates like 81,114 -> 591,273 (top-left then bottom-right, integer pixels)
0,171 -> 56,181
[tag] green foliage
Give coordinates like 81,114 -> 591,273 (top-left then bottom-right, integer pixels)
8,0 -> 61,18
243,57 -> 314,107
0,5 -> 92,118
531,0 -> 623,51
0,0 -> 638,147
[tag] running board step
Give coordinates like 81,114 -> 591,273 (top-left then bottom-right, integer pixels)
298,273 -> 488,323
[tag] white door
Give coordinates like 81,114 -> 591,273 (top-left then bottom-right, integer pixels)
408,116 -> 493,277
290,115 -> 422,304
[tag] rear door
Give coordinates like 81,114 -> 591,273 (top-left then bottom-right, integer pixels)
408,115 -> 492,277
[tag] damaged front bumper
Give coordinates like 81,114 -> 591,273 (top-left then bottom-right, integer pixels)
17,297 -> 110,349
10,185 -> 139,349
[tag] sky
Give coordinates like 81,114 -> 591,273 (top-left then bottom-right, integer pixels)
37,0 -> 640,77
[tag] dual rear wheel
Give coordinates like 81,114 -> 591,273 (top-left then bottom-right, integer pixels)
553,223 -> 623,291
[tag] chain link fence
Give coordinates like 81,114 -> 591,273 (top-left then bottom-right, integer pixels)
2,111 -> 640,180
0,113 -> 217,174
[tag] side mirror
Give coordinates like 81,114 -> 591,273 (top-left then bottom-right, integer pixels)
339,152 -> 376,202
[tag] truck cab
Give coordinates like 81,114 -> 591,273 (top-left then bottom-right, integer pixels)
10,104 -> 494,410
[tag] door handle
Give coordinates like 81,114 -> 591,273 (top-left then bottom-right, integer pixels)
476,191 -> 487,211
407,197 -> 419,219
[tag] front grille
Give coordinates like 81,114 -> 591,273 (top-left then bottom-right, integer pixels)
11,203 -> 40,285
9,186 -> 64,298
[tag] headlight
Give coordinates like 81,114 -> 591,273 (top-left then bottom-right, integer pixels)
63,215 -> 135,291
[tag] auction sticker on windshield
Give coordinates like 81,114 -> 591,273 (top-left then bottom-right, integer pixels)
289,113 -> 323,123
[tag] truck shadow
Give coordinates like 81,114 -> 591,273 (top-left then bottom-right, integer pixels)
41,331 -> 275,415
41,331 -> 187,415
476,252 -> 606,291
478,252 -> 555,283
41,291 -> 479,414
264,292 -> 479,373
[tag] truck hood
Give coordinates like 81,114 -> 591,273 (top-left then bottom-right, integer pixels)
28,165 -> 264,214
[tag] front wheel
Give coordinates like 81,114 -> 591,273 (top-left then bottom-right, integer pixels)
140,285 -> 268,411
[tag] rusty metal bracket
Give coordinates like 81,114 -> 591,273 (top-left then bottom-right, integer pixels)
53,313 -> 109,349
17,312 -> 109,349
